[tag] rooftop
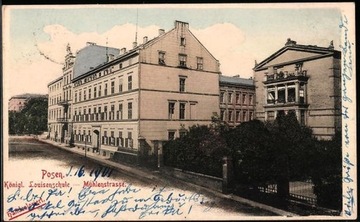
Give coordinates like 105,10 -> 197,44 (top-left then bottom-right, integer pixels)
220,75 -> 254,86
10,93 -> 48,100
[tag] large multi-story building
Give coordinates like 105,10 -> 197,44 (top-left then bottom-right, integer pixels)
253,38 -> 341,140
219,75 -> 255,127
8,93 -> 47,112
48,20 -> 221,160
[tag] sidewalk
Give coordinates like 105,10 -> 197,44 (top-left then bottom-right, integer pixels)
39,138 -> 298,217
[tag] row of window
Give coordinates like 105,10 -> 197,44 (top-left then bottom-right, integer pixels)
158,51 -> 204,70
74,76 -> 132,103
74,102 -> 133,122
267,83 -> 305,104
220,109 -> 254,123
49,81 -> 62,92
168,102 -> 186,119
73,130 -> 134,148
168,130 -> 187,140
49,95 -> 63,106
267,110 -> 306,125
220,92 -> 254,105
49,108 -> 63,120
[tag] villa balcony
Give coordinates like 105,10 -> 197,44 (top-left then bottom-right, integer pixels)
264,70 -> 309,84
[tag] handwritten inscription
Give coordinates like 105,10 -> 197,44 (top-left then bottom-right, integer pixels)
66,165 -> 114,181
6,184 -> 212,220
340,14 -> 355,218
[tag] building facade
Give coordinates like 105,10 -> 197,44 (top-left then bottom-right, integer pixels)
253,38 -> 341,140
219,75 -> 255,127
48,20 -> 221,159
9,93 -> 47,112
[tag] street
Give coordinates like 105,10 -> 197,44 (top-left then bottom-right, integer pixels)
4,137 -> 277,220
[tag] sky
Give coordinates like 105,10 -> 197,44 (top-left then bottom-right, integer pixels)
2,3 -> 353,98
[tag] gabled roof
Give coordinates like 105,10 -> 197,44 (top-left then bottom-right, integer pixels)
254,39 -> 340,71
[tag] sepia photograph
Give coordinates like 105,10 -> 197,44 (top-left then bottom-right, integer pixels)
2,3 -> 356,221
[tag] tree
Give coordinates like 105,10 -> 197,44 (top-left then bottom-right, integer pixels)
163,123 -> 229,177
8,97 -> 48,135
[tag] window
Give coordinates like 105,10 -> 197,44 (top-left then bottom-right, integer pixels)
220,109 -> 225,121
180,37 -> 186,46
75,93 -> 77,102
118,103 -> 123,120
168,102 -> 175,119
79,91 -> 82,102
83,90 -> 86,100
119,63 -> 123,69
88,88 -> 91,99
287,85 -> 296,102
110,131 -> 115,146
179,54 -> 187,67
179,103 -> 185,119
220,92 -> 225,103
111,81 -> 115,94
98,85 -> 102,97
98,107 -> 101,120
158,51 -> 166,65
249,95 -> 253,105
94,87 -> 97,98
128,76 -> 132,90
119,79 -> 123,92
103,131 -> 107,145
228,110 -> 233,121
278,86 -> 286,103
179,78 -> 186,92
267,87 -> 275,104
236,93 -> 240,104
168,131 -> 175,140
236,111 -> 240,122
110,105 -> 115,120
197,57 -> 203,70
228,93 -> 232,103
242,111 -> 247,122
104,106 -> 108,120
242,94 -> 246,104
128,132 -> 133,148
128,102 -> 132,119
104,83 -> 108,96
118,132 -> 124,147
300,83 -> 305,103
249,112 -> 254,120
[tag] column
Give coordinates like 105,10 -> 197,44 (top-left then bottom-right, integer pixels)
296,110 -> 300,122
295,82 -> 299,103
285,84 -> 288,103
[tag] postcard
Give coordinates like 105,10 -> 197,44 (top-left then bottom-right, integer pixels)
2,3 -> 356,221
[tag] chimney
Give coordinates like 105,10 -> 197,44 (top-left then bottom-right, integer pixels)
108,54 -> 114,61
120,47 -> 126,55
285,38 -> 297,46
133,42 -> 137,49
158,29 -> 165,36
143,36 -> 148,44
174,20 -> 189,29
